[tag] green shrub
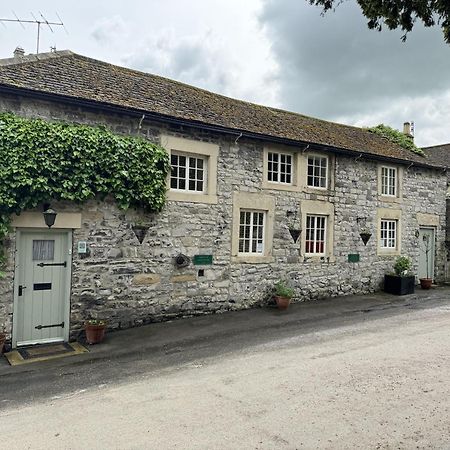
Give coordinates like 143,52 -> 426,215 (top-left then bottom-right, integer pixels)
367,124 -> 424,156
274,280 -> 295,298
393,256 -> 412,276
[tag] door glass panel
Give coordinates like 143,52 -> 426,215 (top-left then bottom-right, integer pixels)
32,240 -> 55,261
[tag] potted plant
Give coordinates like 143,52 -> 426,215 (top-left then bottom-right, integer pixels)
274,280 -> 295,310
419,234 -> 433,289
384,256 -> 415,295
85,319 -> 107,344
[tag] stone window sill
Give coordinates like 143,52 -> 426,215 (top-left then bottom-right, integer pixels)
167,191 -> 218,204
378,195 -> 402,204
231,255 -> 274,264
301,255 -> 336,264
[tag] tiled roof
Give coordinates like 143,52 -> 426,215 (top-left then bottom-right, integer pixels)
0,50 -> 443,167
423,143 -> 450,168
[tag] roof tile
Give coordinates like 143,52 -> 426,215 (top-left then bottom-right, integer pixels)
0,50 -> 442,167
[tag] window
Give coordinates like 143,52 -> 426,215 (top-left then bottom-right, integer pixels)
163,135 -> 218,204
232,192 -> 275,263
305,215 -> 327,255
170,153 -> 205,193
380,219 -> 397,249
378,165 -> 402,201
32,240 -> 55,261
301,200 -> 334,261
381,166 -> 397,196
238,210 -> 265,254
377,208 -> 401,255
307,155 -> 328,188
267,152 -> 292,184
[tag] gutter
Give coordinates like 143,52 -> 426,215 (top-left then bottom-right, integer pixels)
0,83 -> 443,170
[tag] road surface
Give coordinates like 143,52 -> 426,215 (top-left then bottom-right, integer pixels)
1,294 -> 449,449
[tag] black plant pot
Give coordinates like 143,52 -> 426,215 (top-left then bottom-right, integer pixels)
384,274 -> 415,295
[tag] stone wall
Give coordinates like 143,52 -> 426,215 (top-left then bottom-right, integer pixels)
0,92 -> 447,338
446,194 -> 450,281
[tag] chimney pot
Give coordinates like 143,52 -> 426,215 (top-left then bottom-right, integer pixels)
13,47 -> 25,58
403,121 -> 415,140
403,122 -> 411,136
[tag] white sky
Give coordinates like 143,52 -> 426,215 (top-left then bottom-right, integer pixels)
1,0 -> 449,148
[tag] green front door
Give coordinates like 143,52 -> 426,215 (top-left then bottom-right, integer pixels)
418,227 -> 435,281
13,230 -> 71,347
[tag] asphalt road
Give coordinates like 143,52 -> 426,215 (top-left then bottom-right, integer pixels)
1,290 -> 450,449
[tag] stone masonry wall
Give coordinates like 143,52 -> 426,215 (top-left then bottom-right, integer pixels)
0,92 -> 447,338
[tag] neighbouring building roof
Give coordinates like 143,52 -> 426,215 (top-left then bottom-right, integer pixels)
0,50 -> 443,168
423,143 -> 450,168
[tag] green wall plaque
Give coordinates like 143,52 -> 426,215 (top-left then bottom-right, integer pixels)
348,254 -> 360,263
193,255 -> 213,265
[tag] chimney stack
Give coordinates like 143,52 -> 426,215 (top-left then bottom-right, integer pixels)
13,47 -> 25,58
403,121 -> 414,139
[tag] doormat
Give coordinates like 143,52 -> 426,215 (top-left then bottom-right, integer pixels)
4,342 -> 89,366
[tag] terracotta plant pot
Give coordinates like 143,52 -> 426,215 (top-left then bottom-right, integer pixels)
85,323 -> 106,344
419,278 -> 433,290
274,296 -> 291,310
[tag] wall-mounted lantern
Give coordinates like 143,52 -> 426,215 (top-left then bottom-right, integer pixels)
357,217 -> 372,246
43,207 -> 57,228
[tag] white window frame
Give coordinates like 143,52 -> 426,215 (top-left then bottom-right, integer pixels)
262,146 -> 299,192
377,208 -> 402,256
305,215 -> 327,256
300,200 -> 334,262
232,192 -> 275,264
267,151 -> 293,185
238,210 -> 266,255
380,219 -> 397,249
307,154 -> 329,189
170,151 -> 207,194
381,166 -> 397,197
162,135 -> 218,205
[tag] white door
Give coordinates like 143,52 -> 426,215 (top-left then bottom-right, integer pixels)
13,230 -> 71,347
418,227 -> 435,281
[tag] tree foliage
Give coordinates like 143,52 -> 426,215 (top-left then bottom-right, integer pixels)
367,124 -> 424,155
308,0 -> 450,43
0,113 -> 170,268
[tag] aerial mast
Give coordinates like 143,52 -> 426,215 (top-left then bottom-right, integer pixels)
0,12 -> 66,54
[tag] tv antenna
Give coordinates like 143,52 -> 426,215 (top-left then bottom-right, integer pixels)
0,12 -> 67,54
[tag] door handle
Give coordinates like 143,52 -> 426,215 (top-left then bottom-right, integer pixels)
18,285 -> 26,296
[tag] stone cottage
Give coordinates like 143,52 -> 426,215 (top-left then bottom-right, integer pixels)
0,50 -> 447,348
423,143 -> 450,281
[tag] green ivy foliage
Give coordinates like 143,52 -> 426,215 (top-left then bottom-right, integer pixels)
0,112 -> 170,268
368,124 -> 424,156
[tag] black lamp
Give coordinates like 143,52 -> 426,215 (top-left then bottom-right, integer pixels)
43,207 -> 57,228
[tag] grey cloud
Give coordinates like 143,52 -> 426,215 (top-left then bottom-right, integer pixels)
125,36 -> 228,92
123,30 -> 279,106
90,15 -> 128,44
259,0 -> 450,145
